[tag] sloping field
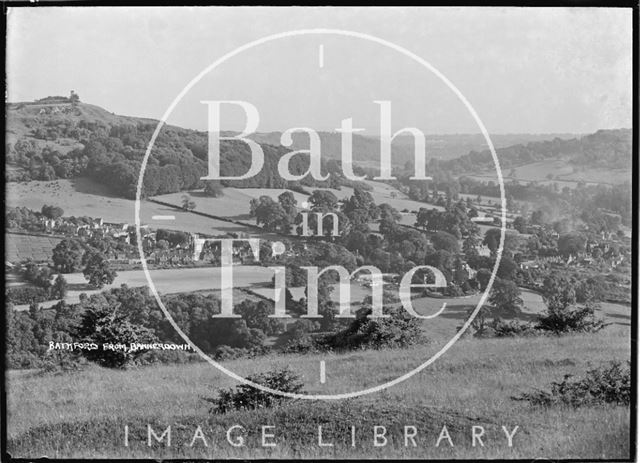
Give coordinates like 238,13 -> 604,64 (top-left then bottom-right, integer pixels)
6,233 -> 63,263
6,322 -> 630,459
152,188 -> 309,224
462,159 -> 630,188
6,178 -> 259,236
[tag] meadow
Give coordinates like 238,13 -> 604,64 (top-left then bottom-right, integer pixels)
463,158 -> 631,189
6,178 -> 258,236
6,323 -> 630,459
6,232 -> 63,262
153,179 -> 440,230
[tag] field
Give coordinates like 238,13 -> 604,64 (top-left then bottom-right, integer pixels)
6,232 -> 63,262
13,266 -> 275,311
153,180 -> 440,230
6,178 -> 259,236
6,322 -> 630,459
463,158 -> 631,189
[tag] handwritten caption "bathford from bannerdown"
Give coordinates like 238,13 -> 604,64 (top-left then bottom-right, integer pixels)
47,342 -> 194,353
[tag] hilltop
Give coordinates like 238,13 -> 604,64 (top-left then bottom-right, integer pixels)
6,96 -> 630,200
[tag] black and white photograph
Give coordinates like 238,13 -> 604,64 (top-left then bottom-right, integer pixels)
3,5 -> 636,461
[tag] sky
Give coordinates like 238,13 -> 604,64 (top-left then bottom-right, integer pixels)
6,7 -> 633,135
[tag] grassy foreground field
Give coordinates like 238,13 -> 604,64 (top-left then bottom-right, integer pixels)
6,324 -> 630,459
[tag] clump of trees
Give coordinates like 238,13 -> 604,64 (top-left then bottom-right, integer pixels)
181,194 -> 196,211
536,275 -> 605,334
41,204 -> 64,219
83,252 -> 118,288
470,273 -> 605,338
52,239 -> 85,273
6,261 -> 68,304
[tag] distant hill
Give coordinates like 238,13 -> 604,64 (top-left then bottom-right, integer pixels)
5,97 -> 629,200
5,99 -> 329,198
249,131 -> 582,168
434,128 -> 632,175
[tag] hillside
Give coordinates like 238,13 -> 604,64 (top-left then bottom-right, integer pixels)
250,132 -> 582,168
7,326 -> 630,459
438,128 -> 632,175
6,97 -> 630,199
6,98 -> 327,198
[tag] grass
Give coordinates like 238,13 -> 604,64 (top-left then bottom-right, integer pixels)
6,232 -> 63,262
464,158 -> 630,189
6,323 -> 630,459
6,178 -> 257,236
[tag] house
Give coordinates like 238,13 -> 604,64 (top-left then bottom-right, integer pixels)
519,260 -> 540,270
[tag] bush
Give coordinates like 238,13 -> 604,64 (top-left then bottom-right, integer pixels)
463,307 -> 536,338
537,301 -> 605,334
281,336 -> 323,354
204,367 -> 305,414
513,361 -> 630,407
324,305 -> 424,350
489,317 -> 537,337
75,300 -> 158,368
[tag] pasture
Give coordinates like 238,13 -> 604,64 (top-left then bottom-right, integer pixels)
6,178 -> 258,236
6,321 -> 630,459
6,233 -> 63,263
12,266 -> 275,311
462,158 -> 631,189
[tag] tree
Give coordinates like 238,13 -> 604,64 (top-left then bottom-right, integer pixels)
558,232 -> 586,257
513,216 -> 528,234
483,228 -> 518,257
463,236 -> 479,260
489,278 -> 523,314
75,300 -> 157,368
538,275 -> 604,333
475,268 -> 492,291
83,252 -> 118,288
496,256 -> 518,281
236,300 -> 283,336
343,187 -> 379,221
181,194 -> 196,211
52,239 -> 85,273
431,231 -> 460,254
277,191 -> 297,216
41,204 -> 64,219
156,239 -> 170,250
52,274 -> 68,299
203,180 -> 224,197
309,190 -> 339,211
249,196 -> 290,233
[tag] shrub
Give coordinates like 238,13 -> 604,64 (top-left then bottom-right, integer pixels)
324,305 -> 424,350
281,336 -> 322,354
489,317 -> 537,337
513,361 -> 630,407
537,301 -> 605,334
463,307 -> 536,338
204,367 -> 304,414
